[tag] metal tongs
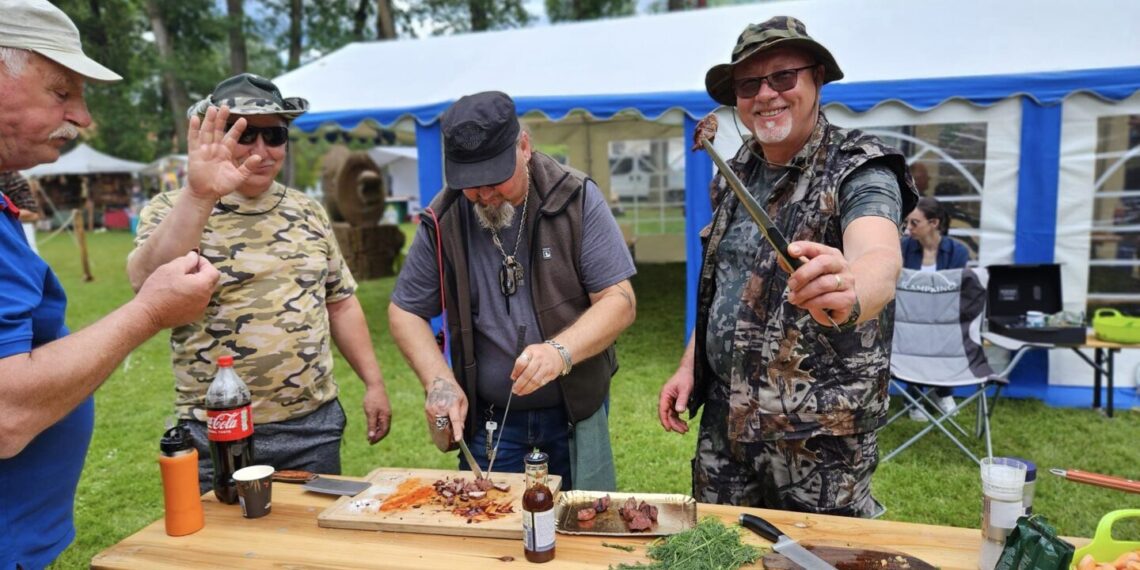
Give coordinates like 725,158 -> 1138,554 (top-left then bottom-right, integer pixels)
692,113 -> 839,329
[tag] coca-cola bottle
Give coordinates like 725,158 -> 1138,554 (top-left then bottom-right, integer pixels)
205,355 -> 254,504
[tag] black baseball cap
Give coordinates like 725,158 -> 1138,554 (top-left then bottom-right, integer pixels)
441,91 -> 521,190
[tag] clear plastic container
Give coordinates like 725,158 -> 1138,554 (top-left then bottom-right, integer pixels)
979,457 -> 1027,570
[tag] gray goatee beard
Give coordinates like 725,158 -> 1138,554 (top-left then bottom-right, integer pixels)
474,202 -> 516,230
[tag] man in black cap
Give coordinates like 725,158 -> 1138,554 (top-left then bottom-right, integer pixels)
389,91 -> 636,490
1,1 -> 219,566
128,73 -> 392,491
658,16 -> 918,516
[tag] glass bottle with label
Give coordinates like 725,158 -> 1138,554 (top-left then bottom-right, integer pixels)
522,450 -> 555,563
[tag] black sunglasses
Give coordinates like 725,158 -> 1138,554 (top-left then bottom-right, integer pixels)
733,65 -> 818,98
225,123 -> 290,147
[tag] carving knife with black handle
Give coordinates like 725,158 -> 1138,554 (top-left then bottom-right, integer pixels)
740,513 -> 838,570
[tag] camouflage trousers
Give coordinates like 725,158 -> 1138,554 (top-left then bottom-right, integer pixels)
693,394 -> 884,518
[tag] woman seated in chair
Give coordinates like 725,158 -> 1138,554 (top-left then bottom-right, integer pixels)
901,196 -> 970,420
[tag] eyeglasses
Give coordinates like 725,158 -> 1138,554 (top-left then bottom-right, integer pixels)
225,124 -> 290,147
906,218 -> 928,227
733,65 -> 817,98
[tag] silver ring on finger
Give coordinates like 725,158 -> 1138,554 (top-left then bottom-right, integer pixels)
835,274 -> 844,291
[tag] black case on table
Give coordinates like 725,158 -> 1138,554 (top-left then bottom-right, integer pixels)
985,263 -> 1086,344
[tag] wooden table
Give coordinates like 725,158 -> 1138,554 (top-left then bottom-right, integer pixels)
91,481 -> 1077,569
985,331 -> 1140,417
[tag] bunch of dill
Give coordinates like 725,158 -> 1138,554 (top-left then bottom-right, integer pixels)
611,516 -> 763,570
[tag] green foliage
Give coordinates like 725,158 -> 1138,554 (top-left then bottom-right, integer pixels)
545,0 -> 634,23
405,0 -> 530,35
613,517 -> 762,570
32,233 -> 1140,569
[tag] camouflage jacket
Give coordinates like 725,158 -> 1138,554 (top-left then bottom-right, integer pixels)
133,183 -> 357,425
691,113 -> 917,442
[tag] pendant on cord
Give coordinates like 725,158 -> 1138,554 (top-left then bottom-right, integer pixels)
499,255 -> 524,297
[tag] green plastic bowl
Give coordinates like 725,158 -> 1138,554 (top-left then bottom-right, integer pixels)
1071,509 -> 1140,568
1092,309 -> 1140,344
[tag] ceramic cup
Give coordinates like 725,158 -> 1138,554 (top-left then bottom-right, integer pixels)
1025,311 -> 1046,328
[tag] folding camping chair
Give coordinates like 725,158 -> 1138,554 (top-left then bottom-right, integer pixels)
883,268 -> 1031,465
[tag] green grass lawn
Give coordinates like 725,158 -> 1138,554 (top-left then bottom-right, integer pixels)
29,230 -> 1139,568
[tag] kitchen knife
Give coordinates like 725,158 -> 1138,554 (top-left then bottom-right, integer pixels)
456,438 -> 485,480
740,513 -> 838,570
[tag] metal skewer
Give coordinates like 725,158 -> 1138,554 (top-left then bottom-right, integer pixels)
694,117 -> 841,329
486,324 -> 526,479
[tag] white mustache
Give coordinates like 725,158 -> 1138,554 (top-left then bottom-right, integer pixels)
50,124 -> 80,140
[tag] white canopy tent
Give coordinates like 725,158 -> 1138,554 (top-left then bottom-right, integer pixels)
23,143 -> 144,177
366,146 -> 420,205
275,0 -> 1140,408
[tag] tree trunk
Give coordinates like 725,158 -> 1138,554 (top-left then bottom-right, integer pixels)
353,0 -> 369,39
667,0 -> 685,10
376,0 -> 396,39
288,0 -> 302,69
143,0 -> 189,152
226,0 -> 248,74
469,0 -> 488,31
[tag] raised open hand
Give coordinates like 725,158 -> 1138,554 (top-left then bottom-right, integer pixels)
186,106 -> 263,201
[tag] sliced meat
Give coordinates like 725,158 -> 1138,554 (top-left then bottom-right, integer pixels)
577,507 -> 597,521
638,501 -> 658,522
467,490 -> 487,500
474,477 -> 494,492
593,494 -> 610,513
627,512 -> 653,532
492,481 -> 511,493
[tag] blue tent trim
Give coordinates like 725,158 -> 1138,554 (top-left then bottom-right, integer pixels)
292,66 -> 1140,132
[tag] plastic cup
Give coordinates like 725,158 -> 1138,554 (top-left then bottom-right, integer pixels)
981,457 -> 1027,502
233,465 -> 274,519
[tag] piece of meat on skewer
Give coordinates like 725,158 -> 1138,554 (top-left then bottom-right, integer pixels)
691,114 -> 719,151
577,507 -> 597,521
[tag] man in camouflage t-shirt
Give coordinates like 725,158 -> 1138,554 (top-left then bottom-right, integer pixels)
658,17 -> 918,517
128,74 -> 391,489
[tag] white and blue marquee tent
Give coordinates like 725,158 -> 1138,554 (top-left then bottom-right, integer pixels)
275,0 -> 1140,408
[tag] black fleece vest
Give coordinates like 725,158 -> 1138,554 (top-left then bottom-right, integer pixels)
423,152 -> 617,439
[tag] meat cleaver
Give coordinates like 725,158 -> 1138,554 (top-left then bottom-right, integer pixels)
301,476 -> 372,497
740,514 -> 937,570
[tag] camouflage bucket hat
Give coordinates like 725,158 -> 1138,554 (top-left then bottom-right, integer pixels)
186,73 -> 309,120
705,16 -> 843,107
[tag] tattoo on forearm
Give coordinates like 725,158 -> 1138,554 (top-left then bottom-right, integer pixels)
427,376 -> 459,410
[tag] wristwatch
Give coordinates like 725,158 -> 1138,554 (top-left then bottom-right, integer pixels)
545,340 -> 572,376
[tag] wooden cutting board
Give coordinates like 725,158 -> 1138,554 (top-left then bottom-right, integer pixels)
317,467 -> 561,539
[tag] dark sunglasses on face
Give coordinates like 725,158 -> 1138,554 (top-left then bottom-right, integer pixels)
225,123 -> 290,147
733,65 -> 818,99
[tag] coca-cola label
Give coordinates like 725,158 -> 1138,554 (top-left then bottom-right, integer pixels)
206,405 -> 253,441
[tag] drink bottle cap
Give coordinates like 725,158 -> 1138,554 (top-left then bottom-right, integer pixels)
160,424 -> 193,455
524,450 -> 549,466
217,355 -> 234,367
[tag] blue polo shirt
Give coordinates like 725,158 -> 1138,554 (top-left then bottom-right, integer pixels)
0,192 -> 93,570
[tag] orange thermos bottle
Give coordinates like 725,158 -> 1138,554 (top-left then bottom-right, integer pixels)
159,424 -> 205,536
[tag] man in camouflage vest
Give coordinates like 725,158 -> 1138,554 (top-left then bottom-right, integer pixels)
658,16 -> 918,517
128,73 -> 392,490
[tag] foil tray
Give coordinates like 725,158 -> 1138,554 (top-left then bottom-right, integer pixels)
554,490 -> 697,537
